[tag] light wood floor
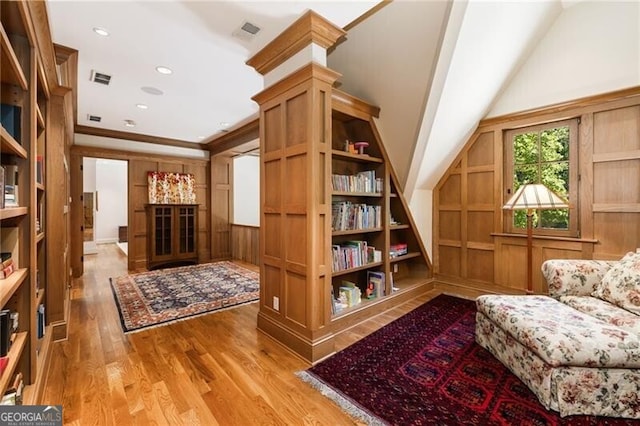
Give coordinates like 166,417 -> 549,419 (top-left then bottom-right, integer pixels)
42,244 -> 444,425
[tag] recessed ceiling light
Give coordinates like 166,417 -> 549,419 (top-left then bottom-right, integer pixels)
141,86 -> 163,95
219,122 -> 230,128
124,119 -> 136,127
93,27 -> 109,37
136,103 -> 148,110
155,66 -> 173,75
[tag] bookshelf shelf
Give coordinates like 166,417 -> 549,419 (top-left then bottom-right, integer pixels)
332,261 -> 384,277
0,268 -> 27,307
36,232 -> 44,243
0,331 -> 28,397
390,224 -> 410,230
0,126 -> 27,159
0,23 -> 27,90
331,149 -> 383,163
332,191 -> 383,198
0,207 -> 27,221
36,183 -> 44,191
390,252 -> 422,263
332,227 -> 383,236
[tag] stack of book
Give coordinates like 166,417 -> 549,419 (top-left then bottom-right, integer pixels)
338,281 -> 361,310
0,254 -> 15,279
1,372 -> 24,405
390,243 -> 408,258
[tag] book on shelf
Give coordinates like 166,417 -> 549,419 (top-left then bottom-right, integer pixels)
366,270 -> 385,298
0,310 -> 11,357
390,243 -> 408,258
36,155 -> 44,185
2,165 -> 18,207
37,304 -> 45,339
331,170 -> 383,194
0,104 -> 21,142
332,240 -> 376,272
0,165 -> 4,209
338,280 -> 361,308
332,201 -> 382,231
0,356 -> 8,376
3,372 -> 24,405
0,228 -> 19,269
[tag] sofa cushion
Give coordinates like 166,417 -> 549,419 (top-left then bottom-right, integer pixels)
558,295 -> 640,337
476,295 -> 640,368
592,251 -> 640,315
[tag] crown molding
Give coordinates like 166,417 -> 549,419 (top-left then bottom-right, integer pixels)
247,10 -> 346,76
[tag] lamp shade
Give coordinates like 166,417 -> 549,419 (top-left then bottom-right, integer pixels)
503,183 -> 569,210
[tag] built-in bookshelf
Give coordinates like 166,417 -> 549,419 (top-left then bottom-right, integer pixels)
328,100 -> 431,319
0,0 -> 64,405
252,12 -> 432,363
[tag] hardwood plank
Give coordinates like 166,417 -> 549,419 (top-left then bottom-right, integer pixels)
42,244 -> 467,424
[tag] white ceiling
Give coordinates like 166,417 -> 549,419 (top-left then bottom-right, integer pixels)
46,0 -> 379,145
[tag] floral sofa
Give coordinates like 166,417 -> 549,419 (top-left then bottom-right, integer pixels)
475,251 -> 640,418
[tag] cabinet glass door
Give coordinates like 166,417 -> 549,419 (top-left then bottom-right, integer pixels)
178,207 -> 196,254
155,207 -> 173,256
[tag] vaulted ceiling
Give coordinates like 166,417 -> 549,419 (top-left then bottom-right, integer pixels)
46,0 -> 639,199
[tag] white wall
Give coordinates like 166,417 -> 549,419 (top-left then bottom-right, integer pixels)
233,155 -> 259,226
95,159 -> 128,243
488,1 -> 640,117
409,189 -> 433,259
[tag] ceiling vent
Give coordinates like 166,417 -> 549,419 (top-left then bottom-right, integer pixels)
87,114 -> 101,122
90,70 -> 112,85
233,21 -> 261,42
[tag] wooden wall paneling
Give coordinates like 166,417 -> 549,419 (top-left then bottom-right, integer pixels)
579,113 -> 595,240
70,152 -> 83,277
231,225 -> 259,265
210,155 -> 232,260
184,162 -> 210,262
45,92 -> 67,326
434,89 -> 640,295
128,159 -> 157,271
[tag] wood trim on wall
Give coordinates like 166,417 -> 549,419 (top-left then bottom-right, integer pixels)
70,144 -> 209,164
75,125 -> 209,151
206,118 -> 259,156
480,86 -> 640,129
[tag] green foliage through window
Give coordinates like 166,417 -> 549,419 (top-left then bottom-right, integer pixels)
512,126 -> 570,230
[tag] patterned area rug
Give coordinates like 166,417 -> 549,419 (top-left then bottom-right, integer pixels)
298,294 -> 635,425
110,261 -> 259,333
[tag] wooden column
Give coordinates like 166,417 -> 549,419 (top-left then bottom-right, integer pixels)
248,11 -> 345,362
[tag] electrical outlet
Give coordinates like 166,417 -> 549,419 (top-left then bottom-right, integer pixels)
273,296 -> 279,311
393,264 -> 398,273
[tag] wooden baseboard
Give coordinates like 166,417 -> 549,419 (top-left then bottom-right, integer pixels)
434,275 -> 526,298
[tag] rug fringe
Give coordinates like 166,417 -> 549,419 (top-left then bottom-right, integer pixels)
295,371 -> 388,426
124,299 -> 259,334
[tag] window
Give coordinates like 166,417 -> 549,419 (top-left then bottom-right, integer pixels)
504,118 -> 579,237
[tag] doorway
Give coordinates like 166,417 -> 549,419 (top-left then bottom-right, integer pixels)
82,158 -> 128,258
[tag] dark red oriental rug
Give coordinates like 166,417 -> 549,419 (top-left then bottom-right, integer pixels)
297,294 -> 635,425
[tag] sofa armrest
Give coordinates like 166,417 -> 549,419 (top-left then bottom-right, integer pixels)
542,259 -> 615,298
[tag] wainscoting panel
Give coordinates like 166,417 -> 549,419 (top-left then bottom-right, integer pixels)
231,224 -> 260,266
